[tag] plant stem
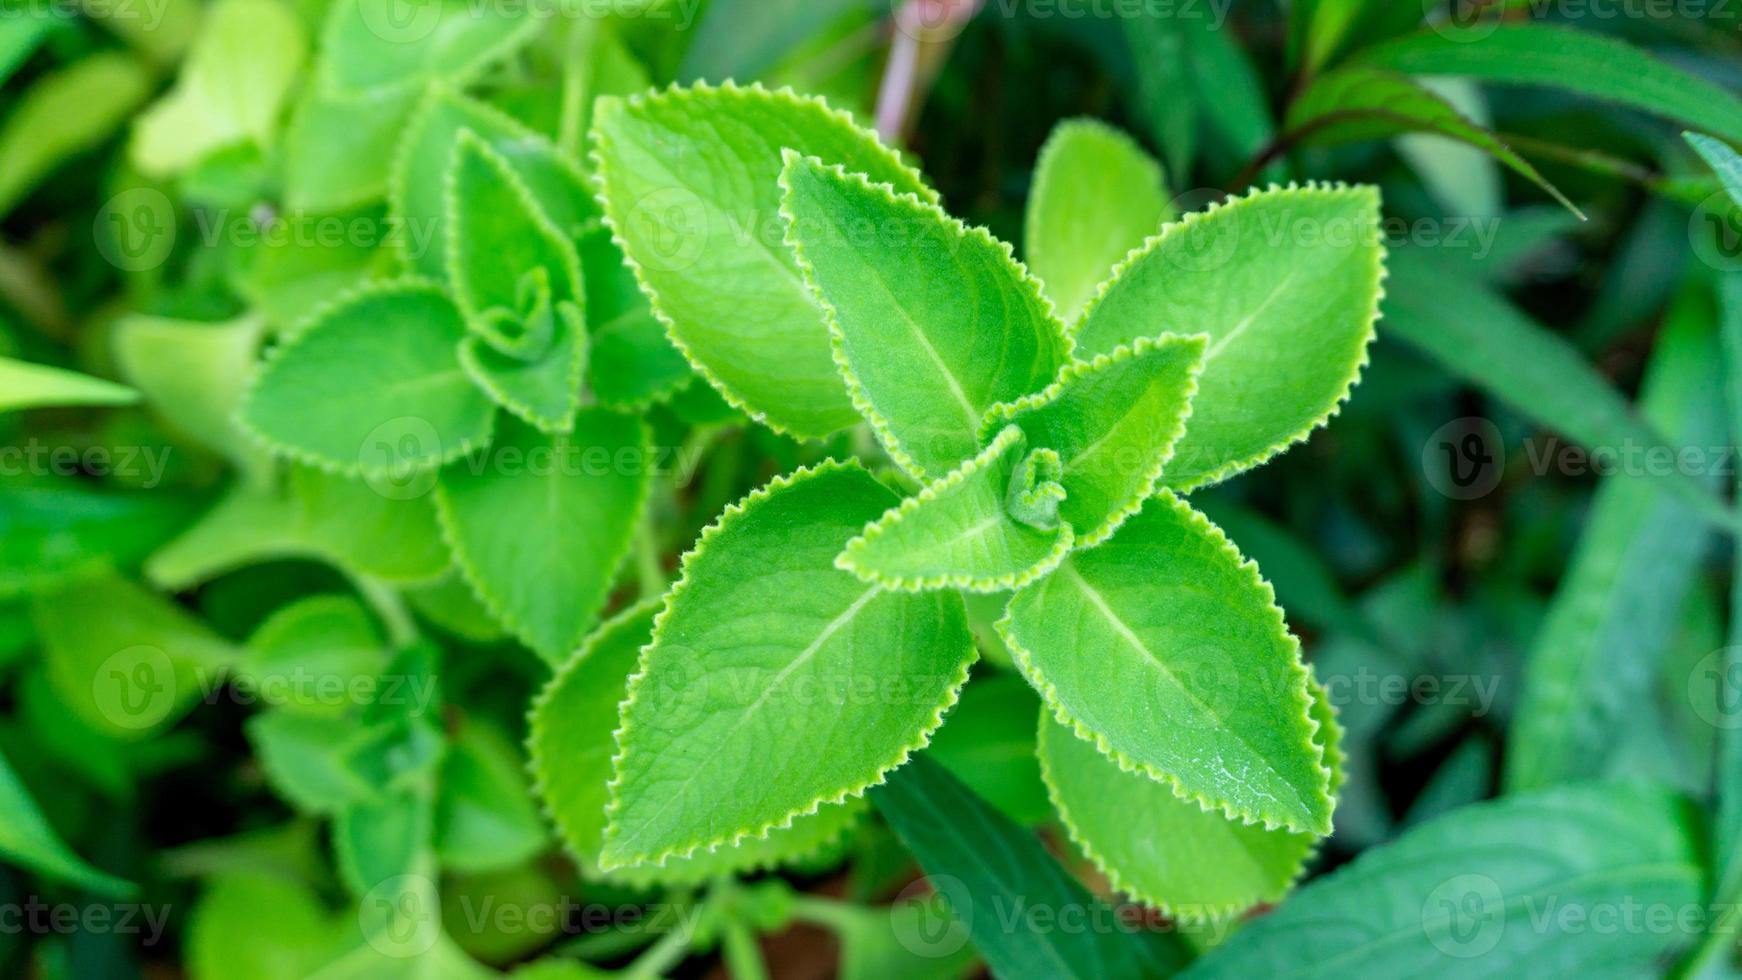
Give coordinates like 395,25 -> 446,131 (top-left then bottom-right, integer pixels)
787,893 -> 860,934
720,920 -> 771,980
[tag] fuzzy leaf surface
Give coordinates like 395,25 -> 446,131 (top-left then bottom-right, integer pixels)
239,281 -> 496,476
1024,119 -> 1173,323
1000,491 -> 1333,834
590,82 -> 932,438
984,335 -> 1204,546
434,409 -> 649,665
780,152 -> 1070,478
1073,184 -> 1383,491
601,461 -> 974,867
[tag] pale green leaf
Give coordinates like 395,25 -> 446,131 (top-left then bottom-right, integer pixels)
1038,678 -> 1342,919
240,595 -> 386,718
292,467 -> 451,584
189,873 -> 341,980
248,712 -> 378,815
0,357 -> 138,412
147,488 -> 315,591
590,81 -> 934,439
0,52 -> 152,218
1179,783 -> 1703,979
780,152 -> 1070,478
1506,290 -> 1724,792
238,280 -> 497,477
234,211 -> 386,331
1285,68 -> 1579,216
435,722 -> 546,874
1688,131 -> 1742,207
0,745 -> 134,896
318,0 -> 538,98
1355,23 -> 1742,145
578,222 -> 693,409
983,335 -> 1205,547
434,408 -> 650,664
601,461 -> 975,867
1072,184 -> 1384,492
838,426 -> 1074,593
999,491 -> 1333,834
334,785 -> 434,897
529,601 -> 867,885
1025,119 -> 1173,323
872,754 -> 1188,980
113,312 -> 273,482
130,0 -> 306,177
283,84 -> 419,213
394,87 -> 597,278
33,569 -> 238,740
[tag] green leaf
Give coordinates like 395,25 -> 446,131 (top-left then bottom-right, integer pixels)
189,873 -> 340,980
33,569 -> 237,740
677,0 -> 865,81
1355,23 -> 1742,145
292,467 -> 451,584
283,84 -> 419,213
780,152 -> 1070,478
1505,290 -> 1724,792
113,312 -> 273,483
1025,119 -> 1173,324
1688,131 -> 1742,207
1038,678 -> 1342,919
590,81 -> 934,439
1121,11 -> 1193,182
146,488 -> 315,591
601,461 -> 975,867
248,711 -> 378,815
334,785 -> 435,897
1,484 -> 191,598
1714,276 -> 1742,956
999,491 -> 1334,834
394,88 -> 597,278
1072,184 -> 1384,492
1285,68 -> 1579,216
1384,247 -> 1736,529
0,52 -> 152,218
837,426 -> 1075,592
435,722 -> 546,874
0,17 -> 50,90
924,672 -> 1051,826
458,288 -> 588,435
0,745 -> 134,896
434,409 -> 650,664
0,357 -> 138,412
239,280 -> 497,477
1179,783 -> 1704,979
529,601 -> 866,885
578,223 -> 693,409
983,335 -> 1205,547
234,211 -> 385,331
317,0 -> 538,98
240,595 -> 386,717
130,0 -> 307,177
871,754 -> 1188,980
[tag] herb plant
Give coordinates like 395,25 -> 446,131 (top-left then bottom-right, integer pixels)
7,2 -> 1742,978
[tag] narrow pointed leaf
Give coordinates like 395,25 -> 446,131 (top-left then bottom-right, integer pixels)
1038,678 -> 1342,919
1688,131 -> 1742,206
983,335 -> 1205,547
871,755 -> 1189,980
1286,68 -> 1579,216
434,408 -> 650,665
529,601 -> 865,885
601,461 -> 975,867
0,357 -> 138,412
0,746 -> 134,896
1179,783 -> 1704,979
837,426 -> 1074,593
1073,184 -> 1384,492
114,312 -> 273,482
1355,23 -> 1742,145
780,152 -> 1071,478
589,82 -> 934,439
1025,119 -> 1173,323
239,281 -> 497,477
999,491 -> 1333,834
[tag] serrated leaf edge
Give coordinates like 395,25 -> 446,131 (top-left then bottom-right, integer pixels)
997,489 -> 1335,835
234,277 -> 496,478
597,458 -> 977,869
431,410 -> 653,663
1073,181 -> 1387,494
835,425 -> 1077,593
585,79 -> 940,442
776,151 -> 1074,481
980,333 -> 1208,548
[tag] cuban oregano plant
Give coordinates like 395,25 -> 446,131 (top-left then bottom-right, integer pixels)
525,83 -> 1383,909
